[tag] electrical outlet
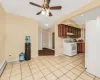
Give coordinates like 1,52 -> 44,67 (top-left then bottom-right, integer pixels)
9,55 -> 11,56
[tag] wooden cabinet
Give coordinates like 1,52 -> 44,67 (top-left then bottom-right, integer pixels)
58,24 -> 67,37
77,43 -> 85,53
25,43 -> 31,60
82,43 -> 85,53
58,24 -> 81,38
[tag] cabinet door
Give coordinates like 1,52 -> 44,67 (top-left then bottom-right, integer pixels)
76,29 -> 78,38
58,24 -> 61,37
82,43 -> 85,53
60,25 -> 63,37
63,25 -> 66,36
77,43 -> 80,53
65,25 -> 68,36
58,24 -> 68,37
77,29 -> 79,38
68,26 -> 71,33
79,29 -> 81,38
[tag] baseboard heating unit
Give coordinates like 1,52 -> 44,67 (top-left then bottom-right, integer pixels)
0,60 -> 7,76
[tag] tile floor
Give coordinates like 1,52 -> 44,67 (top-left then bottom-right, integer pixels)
0,53 -> 100,80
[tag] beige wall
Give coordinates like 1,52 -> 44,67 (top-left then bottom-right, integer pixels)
5,14 -> 38,61
47,27 -> 55,33
0,4 -> 6,65
55,25 -> 63,56
79,24 -> 85,41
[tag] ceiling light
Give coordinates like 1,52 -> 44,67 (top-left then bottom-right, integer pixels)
41,10 -> 45,15
45,24 -> 48,26
41,9 -> 50,16
81,14 -> 83,16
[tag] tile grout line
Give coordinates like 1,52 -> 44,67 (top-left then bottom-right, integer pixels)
2,54 -> 99,80
57,61 -> 85,80
9,62 -> 14,80
74,69 -> 86,80
19,61 -> 22,80
5,54 -> 94,80
32,58 -> 48,80
38,55 -> 83,80
37,54 -> 85,80
20,62 -> 32,79
27,60 -> 35,80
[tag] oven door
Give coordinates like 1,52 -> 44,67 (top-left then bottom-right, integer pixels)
71,43 -> 77,52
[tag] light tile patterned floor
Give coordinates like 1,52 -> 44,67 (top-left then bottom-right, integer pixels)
0,53 -> 100,80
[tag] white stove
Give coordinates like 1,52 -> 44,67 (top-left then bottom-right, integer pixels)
63,39 -> 77,56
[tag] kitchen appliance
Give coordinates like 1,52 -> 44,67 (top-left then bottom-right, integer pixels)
25,36 -> 31,60
25,36 -> 30,43
85,19 -> 100,78
63,39 -> 77,56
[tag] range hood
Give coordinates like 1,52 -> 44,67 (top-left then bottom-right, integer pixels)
67,32 -> 74,35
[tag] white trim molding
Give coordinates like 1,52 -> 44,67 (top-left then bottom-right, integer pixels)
7,59 -> 19,63
0,60 -> 7,76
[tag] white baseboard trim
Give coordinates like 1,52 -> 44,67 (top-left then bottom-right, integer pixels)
49,48 -> 55,50
0,60 -> 7,76
7,59 -> 19,63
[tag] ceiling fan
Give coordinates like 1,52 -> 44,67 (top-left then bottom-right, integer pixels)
29,0 -> 62,16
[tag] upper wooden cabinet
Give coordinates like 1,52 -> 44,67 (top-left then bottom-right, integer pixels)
58,24 -> 81,38
58,24 -> 67,37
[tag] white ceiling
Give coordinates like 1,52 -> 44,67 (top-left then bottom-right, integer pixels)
1,0 -> 92,29
72,7 -> 100,24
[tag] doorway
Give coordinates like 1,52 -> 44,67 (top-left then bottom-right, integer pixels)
38,31 -> 55,56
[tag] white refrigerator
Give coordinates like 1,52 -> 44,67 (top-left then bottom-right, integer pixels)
85,19 -> 100,78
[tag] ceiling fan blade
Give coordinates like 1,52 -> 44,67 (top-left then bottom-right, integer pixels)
49,12 -> 52,16
36,11 -> 42,15
29,2 -> 42,8
50,6 -> 62,10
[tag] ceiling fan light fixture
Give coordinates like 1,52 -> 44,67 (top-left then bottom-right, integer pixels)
41,10 -> 45,15
46,9 -> 50,16
29,0 -> 62,17
45,24 -> 49,26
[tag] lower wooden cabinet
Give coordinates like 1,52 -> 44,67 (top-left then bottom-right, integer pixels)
77,43 -> 85,53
